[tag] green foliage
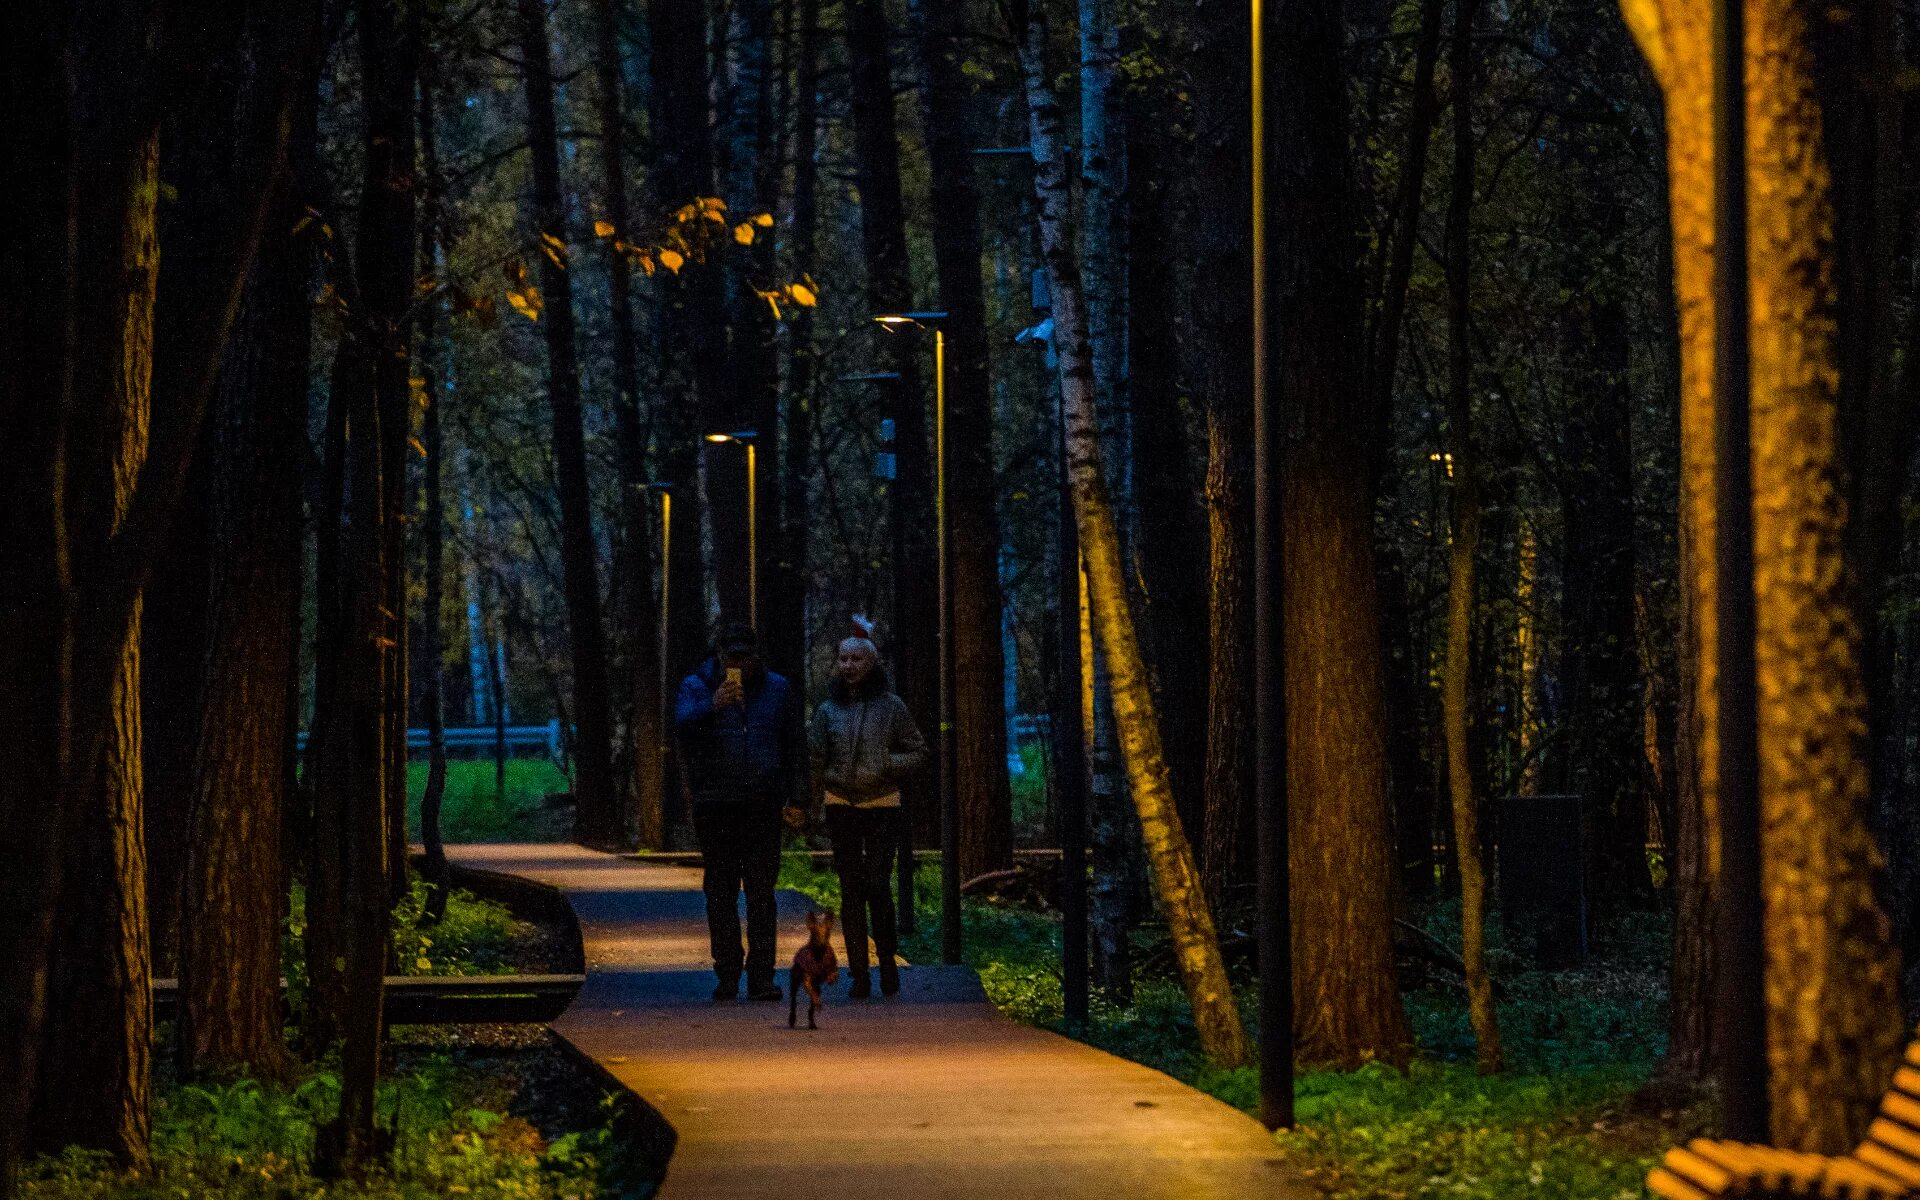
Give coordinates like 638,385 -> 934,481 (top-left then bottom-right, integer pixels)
283,880 -> 521,1004
390,876 -> 520,977
18,1059 -> 632,1200
406,759 -> 575,844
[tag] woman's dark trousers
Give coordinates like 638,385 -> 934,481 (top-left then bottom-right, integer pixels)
693,801 -> 782,990
827,806 -> 902,979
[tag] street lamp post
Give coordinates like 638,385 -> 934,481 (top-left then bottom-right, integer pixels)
1709,0 -> 1767,1143
641,482 -> 676,843
704,431 -> 760,630
1252,0 -> 1295,1132
873,311 -> 960,965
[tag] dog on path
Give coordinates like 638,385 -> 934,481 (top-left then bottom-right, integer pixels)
789,911 -> 839,1029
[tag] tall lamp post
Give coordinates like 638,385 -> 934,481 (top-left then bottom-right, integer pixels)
873,310 -> 960,965
704,430 -> 759,630
841,368 -> 919,937
643,482 -> 674,807
1709,0 -> 1767,1143
1252,0 -> 1295,1132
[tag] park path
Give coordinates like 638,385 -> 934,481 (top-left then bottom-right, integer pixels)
449,843 -> 1308,1200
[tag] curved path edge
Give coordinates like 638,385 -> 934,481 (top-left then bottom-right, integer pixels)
451,843 -> 1311,1200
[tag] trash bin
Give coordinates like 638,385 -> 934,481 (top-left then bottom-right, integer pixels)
1494,793 -> 1587,968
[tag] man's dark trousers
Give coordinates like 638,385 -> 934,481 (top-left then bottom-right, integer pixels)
693,799 -> 782,989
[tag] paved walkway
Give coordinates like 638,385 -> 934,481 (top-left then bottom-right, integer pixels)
450,843 -> 1307,1200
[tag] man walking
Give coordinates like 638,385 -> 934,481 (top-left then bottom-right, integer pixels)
674,621 -> 801,1000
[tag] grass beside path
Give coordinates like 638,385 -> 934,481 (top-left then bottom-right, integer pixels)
404,758 -> 575,844
777,849 -> 1704,1200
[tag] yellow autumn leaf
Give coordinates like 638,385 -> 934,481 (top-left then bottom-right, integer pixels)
752,212 -> 774,227
506,288 -> 542,320
636,252 -> 655,276
700,196 -> 727,212
415,956 -> 433,972
733,222 -> 755,246
409,436 -> 426,458
673,203 -> 698,223
658,248 -> 684,274
789,282 -> 817,307
593,219 -> 616,237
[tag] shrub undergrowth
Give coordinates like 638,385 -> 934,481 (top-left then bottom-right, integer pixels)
19,1057 -> 633,1200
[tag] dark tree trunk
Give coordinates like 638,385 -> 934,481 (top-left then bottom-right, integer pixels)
777,0 -> 822,720
1126,69 -> 1208,859
647,0 -> 727,720
590,0 -> 667,847
518,0 -> 623,850
176,108 -> 312,1081
8,2 -> 313,1175
1275,0 -> 1411,1068
140,440 -> 208,982
1182,0 -> 1255,912
313,0 -> 413,1171
846,0 -> 937,842
723,0 -> 779,639
418,44 -> 452,916
913,0 -> 1014,877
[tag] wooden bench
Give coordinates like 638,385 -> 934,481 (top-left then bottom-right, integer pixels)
1648,1042 -> 1920,1199
152,973 -> 585,1026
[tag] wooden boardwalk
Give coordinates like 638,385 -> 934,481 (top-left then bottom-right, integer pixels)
450,843 -> 1308,1200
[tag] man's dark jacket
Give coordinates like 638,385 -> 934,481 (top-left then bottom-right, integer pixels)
673,658 -> 797,805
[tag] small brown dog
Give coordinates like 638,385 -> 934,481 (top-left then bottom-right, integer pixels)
788,911 -> 840,1029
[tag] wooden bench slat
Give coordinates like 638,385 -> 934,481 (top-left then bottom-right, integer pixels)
1884,1094 -> 1920,1136
1870,1118 -> 1920,1163
1854,1143 -> 1920,1187
1665,1146 -> 1737,1192
1818,1155 -> 1908,1199
1648,1166 -> 1718,1200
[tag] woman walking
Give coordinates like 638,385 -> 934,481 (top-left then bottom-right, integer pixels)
809,630 -> 928,996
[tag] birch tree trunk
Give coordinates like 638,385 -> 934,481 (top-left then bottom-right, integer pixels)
1014,0 -> 1248,1067
1620,0 -> 1905,1151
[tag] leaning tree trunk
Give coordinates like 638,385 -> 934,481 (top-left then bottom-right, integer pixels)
1273,0 -> 1412,1068
913,0 -> 1015,878
1620,0 -> 1905,1152
518,0 -> 623,851
1440,0 -> 1500,1075
589,0 -> 667,849
1015,0 -> 1248,1068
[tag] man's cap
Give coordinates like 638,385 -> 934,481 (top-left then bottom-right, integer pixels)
714,620 -> 758,654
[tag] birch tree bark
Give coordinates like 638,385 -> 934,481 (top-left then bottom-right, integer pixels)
1013,0 -> 1247,1067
